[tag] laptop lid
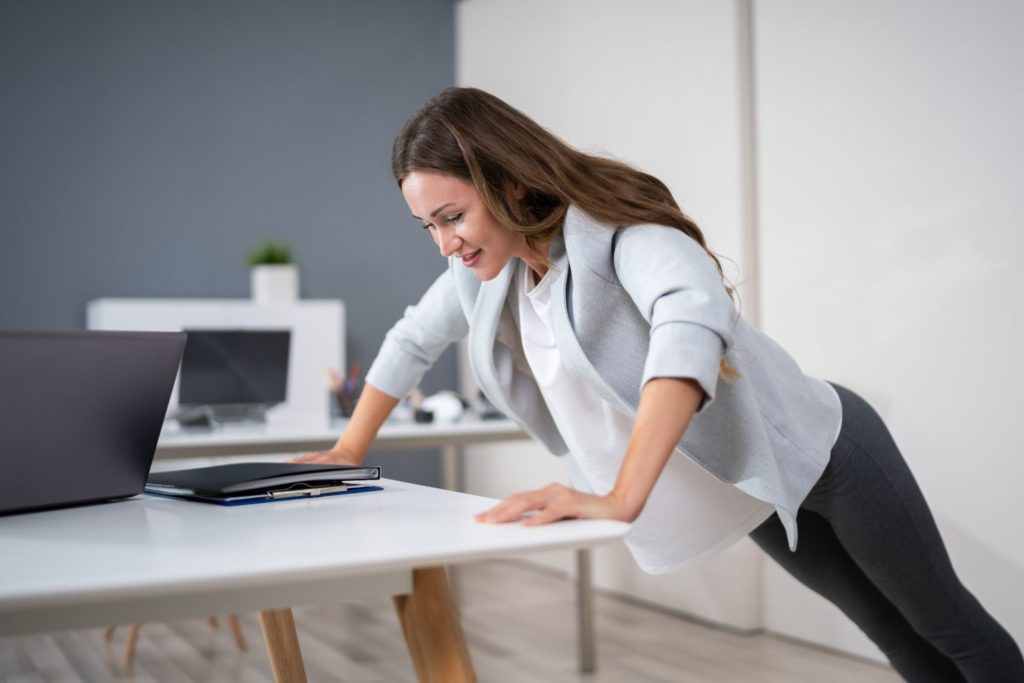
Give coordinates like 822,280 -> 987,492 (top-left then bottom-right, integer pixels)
0,330 -> 186,515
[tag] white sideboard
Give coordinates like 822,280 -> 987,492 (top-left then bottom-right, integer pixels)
87,298 -> 344,425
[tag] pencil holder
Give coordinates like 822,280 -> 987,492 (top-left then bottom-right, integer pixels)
333,383 -> 361,418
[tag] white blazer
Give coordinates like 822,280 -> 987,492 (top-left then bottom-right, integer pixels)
366,204 -> 841,552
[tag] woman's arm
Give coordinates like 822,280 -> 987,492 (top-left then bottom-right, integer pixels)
290,383 -> 399,465
475,376 -> 704,525
614,224 -> 737,414
479,226 -> 732,525
292,265 -> 468,465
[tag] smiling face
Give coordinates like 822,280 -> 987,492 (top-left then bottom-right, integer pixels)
401,170 -> 538,281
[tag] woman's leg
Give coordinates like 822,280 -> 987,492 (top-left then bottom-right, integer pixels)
799,381 -> 1024,681
750,509 -> 966,681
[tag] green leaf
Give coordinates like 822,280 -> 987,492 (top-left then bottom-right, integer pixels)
247,240 -> 294,266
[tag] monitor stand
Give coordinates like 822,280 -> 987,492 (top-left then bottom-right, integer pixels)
176,404 -> 270,429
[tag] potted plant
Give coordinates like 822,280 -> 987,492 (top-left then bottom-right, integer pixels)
248,240 -> 299,303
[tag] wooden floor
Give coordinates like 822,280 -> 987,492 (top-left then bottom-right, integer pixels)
1,559 -> 901,682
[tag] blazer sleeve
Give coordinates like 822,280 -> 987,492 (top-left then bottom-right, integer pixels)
364,264 -> 470,400
612,224 -> 738,412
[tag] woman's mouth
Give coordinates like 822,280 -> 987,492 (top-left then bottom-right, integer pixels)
461,249 -> 482,267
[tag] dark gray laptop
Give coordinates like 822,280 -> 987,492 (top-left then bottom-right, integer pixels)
0,330 -> 186,515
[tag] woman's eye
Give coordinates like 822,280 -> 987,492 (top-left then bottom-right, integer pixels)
446,213 -> 464,224
421,223 -> 433,231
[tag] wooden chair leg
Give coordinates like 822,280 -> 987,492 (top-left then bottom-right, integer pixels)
123,624 -> 140,669
105,613 -> 245,668
393,593 -> 430,683
228,613 -> 247,651
392,566 -> 475,683
259,608 -> 307,683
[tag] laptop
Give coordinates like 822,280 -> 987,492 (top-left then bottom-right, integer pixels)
0,330 -> 186,515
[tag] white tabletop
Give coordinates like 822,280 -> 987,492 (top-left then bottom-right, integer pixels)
0,465 -> 628,636
156,416 -> 529,458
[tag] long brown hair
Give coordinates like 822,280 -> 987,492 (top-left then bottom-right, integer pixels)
392,86 -> 740,382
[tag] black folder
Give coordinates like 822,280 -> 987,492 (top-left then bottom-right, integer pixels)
145,462 -> 382,505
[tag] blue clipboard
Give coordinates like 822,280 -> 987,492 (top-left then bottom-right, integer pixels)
144,483 -> 384,506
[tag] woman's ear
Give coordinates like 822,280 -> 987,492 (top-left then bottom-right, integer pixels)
501,181 -> 529,222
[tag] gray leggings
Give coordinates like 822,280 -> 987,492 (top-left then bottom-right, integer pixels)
748,381 -> 1024,682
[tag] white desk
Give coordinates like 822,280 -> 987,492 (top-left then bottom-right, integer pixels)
0,468 -> 629,682
156,417 -> 603,673
157,417 -> 527,548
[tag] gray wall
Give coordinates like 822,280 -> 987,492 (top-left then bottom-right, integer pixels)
0,0 -> 457,486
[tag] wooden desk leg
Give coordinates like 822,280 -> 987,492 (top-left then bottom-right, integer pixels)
392,566 -> 476,683
259,608 -> 308,683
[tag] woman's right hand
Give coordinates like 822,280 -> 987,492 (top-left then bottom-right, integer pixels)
289,445 -> 362,466
288,384 -> 397,467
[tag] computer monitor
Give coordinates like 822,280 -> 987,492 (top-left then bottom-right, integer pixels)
178,329 -> 290,422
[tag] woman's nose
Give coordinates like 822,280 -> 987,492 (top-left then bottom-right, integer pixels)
437,227 -> 462,258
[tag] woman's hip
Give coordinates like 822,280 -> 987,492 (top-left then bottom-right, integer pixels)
804,381 -> 911,506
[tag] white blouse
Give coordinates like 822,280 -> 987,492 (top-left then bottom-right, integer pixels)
515,255 -> 779,573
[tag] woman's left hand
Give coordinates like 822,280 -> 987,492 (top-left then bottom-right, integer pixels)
474,483 -> 634,526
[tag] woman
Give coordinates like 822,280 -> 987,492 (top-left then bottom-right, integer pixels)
295,87 -> 1023,681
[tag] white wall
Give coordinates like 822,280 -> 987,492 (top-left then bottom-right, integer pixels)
456,0 -> 766,631
455,0 -> 1024,664
754,0 -> 1024,661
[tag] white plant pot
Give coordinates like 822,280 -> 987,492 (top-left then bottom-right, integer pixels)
251,264 -> 299,304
